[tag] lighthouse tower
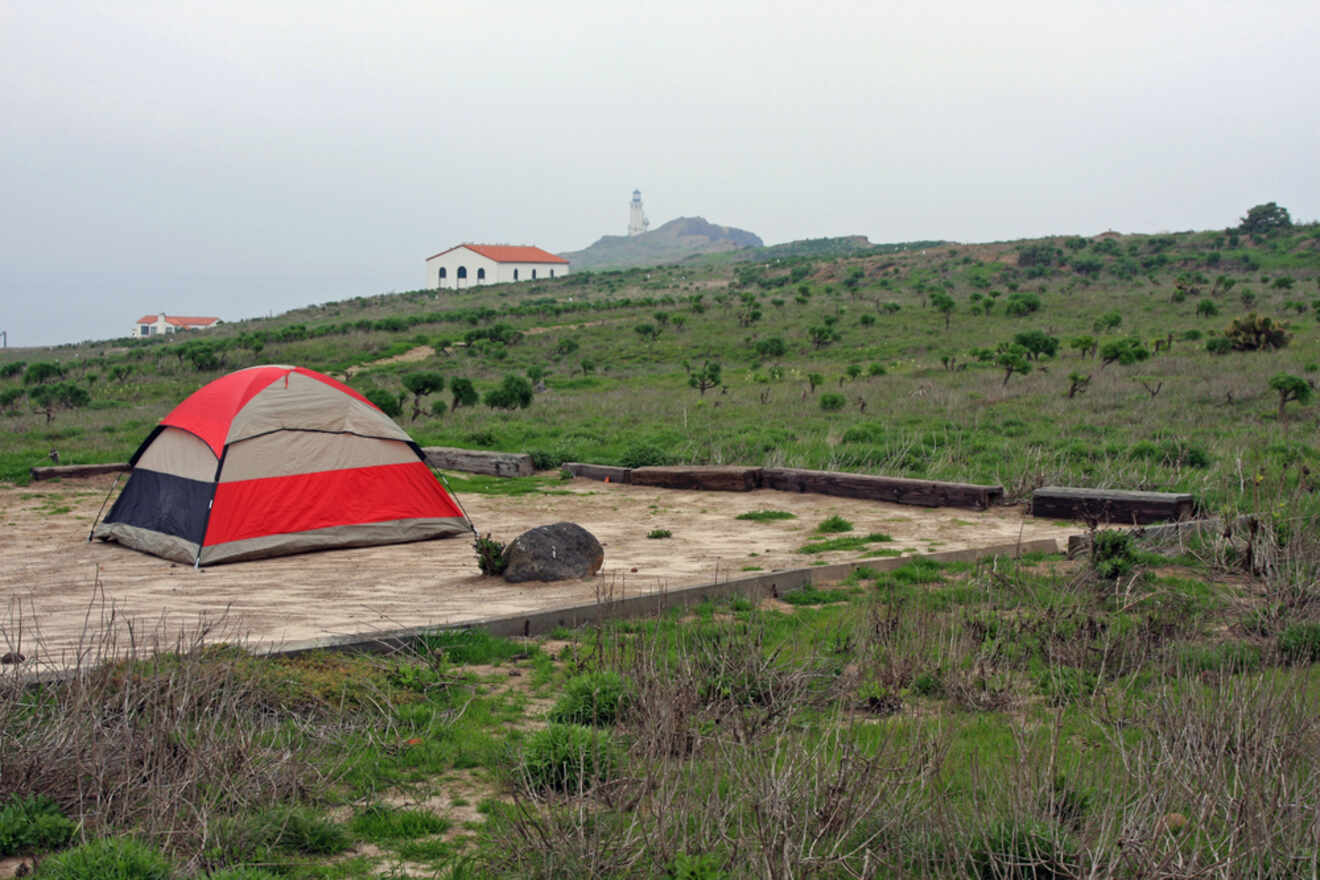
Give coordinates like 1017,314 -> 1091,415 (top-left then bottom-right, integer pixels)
628,189 -> 650,237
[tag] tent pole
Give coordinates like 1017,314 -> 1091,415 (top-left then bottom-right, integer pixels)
435,470 -> 477,534
86,472 -> 124,542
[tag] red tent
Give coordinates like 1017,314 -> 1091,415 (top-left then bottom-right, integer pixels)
94,365 -> 471,565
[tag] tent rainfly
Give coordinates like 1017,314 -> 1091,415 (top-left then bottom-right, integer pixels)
93,365 -> 471,565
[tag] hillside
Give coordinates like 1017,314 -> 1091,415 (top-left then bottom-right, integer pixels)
560,216 -> 763,270
3,213 -> 1318,517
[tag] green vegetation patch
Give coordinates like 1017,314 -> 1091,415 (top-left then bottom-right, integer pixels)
735,509 -> 797,522
799,532 -> 894,554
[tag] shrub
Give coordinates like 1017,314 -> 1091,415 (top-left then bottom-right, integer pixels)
1004,292 -> 1041,316
364,388 -> 403,418
1278,623 -> 1320,664
817,515 -> 854,533
647,528 -> 672,539
1092,529 -> 1137,579
484,374 -> 534,410
35,837 -> 173,880
473,533 -> 507,576
518,724 -> 618,792
755,336 -> 787,358
0,794 -> 76,857
449,377 -> 478,409
1205,336 -> 1232,355
1225,313 -> 1290,351
819,392 -> 846,411
1196,298 -> 1219,317
548,671 -> 631,726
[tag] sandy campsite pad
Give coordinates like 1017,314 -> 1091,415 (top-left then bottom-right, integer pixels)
1,474 -> 1078,669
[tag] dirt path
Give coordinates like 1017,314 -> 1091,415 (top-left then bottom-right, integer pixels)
0,476 -> 1077,670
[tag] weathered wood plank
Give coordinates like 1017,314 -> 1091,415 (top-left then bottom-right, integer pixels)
30,462 -> 131,481
761,468 -> 1004,510
1032,486 -> 1194,524
422,447 -> 534,478
563,462 -> 632,483
629,466 -> 763,492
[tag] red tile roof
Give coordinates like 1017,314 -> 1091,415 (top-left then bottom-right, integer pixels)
137,314 -> 220,327
425,243 -> 568,264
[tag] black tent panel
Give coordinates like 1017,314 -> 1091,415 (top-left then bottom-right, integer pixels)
102,468 -> 213,545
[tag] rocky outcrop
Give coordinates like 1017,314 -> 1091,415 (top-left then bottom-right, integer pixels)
503,522 -> 604,583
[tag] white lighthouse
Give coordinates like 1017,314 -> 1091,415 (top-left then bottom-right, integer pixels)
628,189 -> 650,237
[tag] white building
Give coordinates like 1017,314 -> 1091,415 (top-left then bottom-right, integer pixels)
425,244 -> 569,290
134,313 -> 220,338
628,189 -> 649,236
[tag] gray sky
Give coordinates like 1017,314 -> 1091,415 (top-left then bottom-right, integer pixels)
3,0 -> 1316,347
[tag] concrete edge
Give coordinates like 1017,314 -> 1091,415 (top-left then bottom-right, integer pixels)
253,537 -> 1063,658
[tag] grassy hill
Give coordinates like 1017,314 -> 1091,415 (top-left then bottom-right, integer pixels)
6,215 -> 1320,878
3,220 -> 1318,518
559,216 -> 763,270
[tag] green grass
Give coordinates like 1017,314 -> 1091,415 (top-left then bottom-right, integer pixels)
799,532 -> 894,554
349,803 -> 451,841
735,509 -> 797,522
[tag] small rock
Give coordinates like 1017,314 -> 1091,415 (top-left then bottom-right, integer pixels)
1,652 -> 24,665
503,522 -> 604,583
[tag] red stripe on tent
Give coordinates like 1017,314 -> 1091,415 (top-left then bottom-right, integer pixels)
203,461 -> 463,545
160,366 -> 290,458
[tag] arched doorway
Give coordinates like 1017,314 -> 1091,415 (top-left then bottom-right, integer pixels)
437,267 -> 447,288
457,266 -> 467,288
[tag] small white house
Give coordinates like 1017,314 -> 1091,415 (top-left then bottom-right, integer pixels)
134,313 -> 221,338
425,244 -> 569,290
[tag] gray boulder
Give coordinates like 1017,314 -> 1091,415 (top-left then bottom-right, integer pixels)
503,522 -> 604,583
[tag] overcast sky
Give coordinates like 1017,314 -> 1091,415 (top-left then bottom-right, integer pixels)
3,0 -> 1316,347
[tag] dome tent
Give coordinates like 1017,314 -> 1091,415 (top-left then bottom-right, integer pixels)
93,365 -> 471,566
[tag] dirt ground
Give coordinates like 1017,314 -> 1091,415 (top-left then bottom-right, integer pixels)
0,474 -> 1078,670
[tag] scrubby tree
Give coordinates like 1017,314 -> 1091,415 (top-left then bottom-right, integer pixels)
484,374 -> 534,410
1013,330 -> 1060,360
555,338 -> 579,357
1094,310 -> 1122,331
579,358 -> 596,376
755,336 -> 787,359
1066,372 -> 1091,398
634,323 -> 661,345
1069,335 -> 1097,359
1238,202 -> 1292,235
35,381 -> 88,417
1004,292 -> 1041,317
807,372 -> 823,393
1100,337 -> 1150,368
930,292 -> 956,329
995,343 -> 1033,386
23,361 -> 64,385
687,360 -> 721,396
0,361 -> 27,379
1196,299 -> 1219,317
1269,373 -> 1312,422
450,377 -> 478,410
402,371 -> 445,421
0,388 -> 26,414
808,324 -> 841,350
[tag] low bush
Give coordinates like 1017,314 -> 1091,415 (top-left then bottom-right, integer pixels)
473,533 -> 507,576
518,724 -> 618,792
349,803 -> 449,841
0,794 -> 76,857
35,837 -> 174,880
549,671 -> 632,726
1278,623 -> 1320,664
647,528 -> 672,539
817,515 -> 854,533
